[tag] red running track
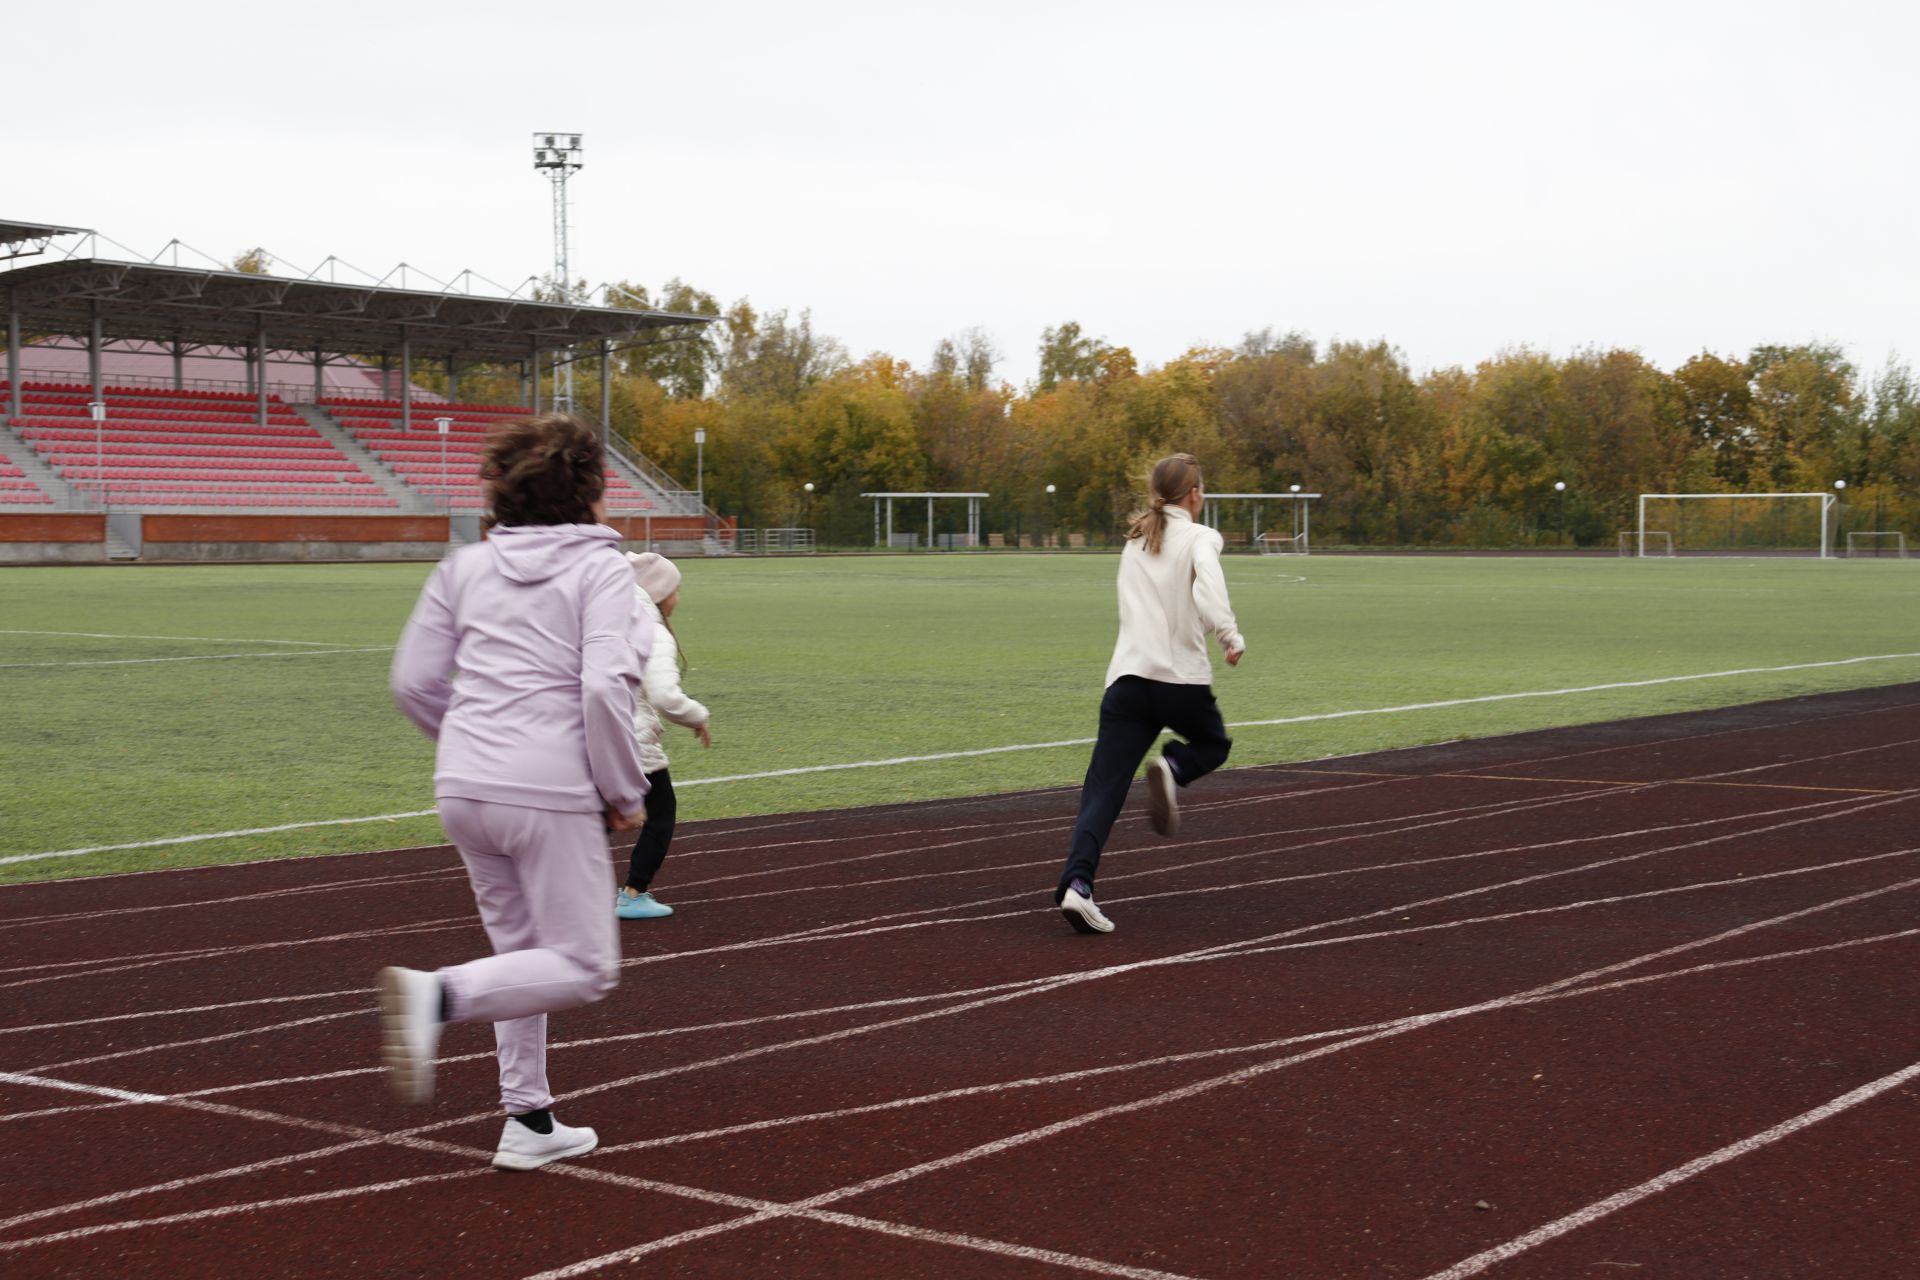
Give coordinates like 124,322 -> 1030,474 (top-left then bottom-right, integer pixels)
1,684 -> 1917,1278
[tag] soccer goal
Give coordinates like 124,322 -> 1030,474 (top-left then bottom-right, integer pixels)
1618,530 -> 1673,557
1257,532 -> 1308,556
1845,531 -> 1908,558
1636,493 -> 1839,558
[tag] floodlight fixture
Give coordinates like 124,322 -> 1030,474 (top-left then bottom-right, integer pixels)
532,131 -> 585,410
531,132 -> 583,172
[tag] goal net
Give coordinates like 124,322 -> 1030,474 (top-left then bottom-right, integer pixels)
1257,532 -> 1308,556
1636,493 -> 1838,557
1845,531 -> 1908,559
1618,530 -> 1673,557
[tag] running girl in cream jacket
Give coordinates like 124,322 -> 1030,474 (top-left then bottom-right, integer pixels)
616,551 -> 711,919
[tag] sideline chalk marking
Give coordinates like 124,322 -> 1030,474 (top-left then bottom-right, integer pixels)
7,649 -> 1918,868
0,1071 -> 166,1104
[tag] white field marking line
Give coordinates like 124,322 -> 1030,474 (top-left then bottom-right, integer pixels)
587,920 -> 1920,1161
0,629 -> 351,647
13,650 -> 1916,870
0,988 -> 361,1036
0,776 -> 1549,1017
0,1071 -> 166,1104
1417,1060 -> 1920,1280
10,790 -> 1891,1113
0,1089 -> 1202,1280
1225,651 -> 1920,729
665,731 -> 1920,949
0,867 -> 458,933
26,1007 -> 371,1074
14,915 -> 1917,1247
0,917 -> 471,989
0,646 -> 392,670
0,1098 -> 1203,1280
502,874 -> 1920,1280
38,819 -> 1880,1106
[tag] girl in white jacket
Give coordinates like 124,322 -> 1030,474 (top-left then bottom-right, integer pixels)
616,552 -> 712,920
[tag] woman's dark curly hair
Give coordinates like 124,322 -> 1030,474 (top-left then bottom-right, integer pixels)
482,413 -> 606,526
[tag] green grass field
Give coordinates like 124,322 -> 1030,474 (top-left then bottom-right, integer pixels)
3,553 -> 1916,884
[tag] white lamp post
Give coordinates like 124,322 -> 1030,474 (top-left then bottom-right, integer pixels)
694,428 -> 706,509
434,416 -> 453,522
88,400 -> 107,516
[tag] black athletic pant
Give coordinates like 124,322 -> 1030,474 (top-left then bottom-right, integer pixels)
1055,676 -> 1232,903
624,767 -> 676,892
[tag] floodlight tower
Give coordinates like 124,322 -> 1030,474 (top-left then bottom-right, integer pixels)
532,131 -> 584,411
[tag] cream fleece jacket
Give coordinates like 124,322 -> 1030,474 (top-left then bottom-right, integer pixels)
1103,506 -> 1246,687
632,590 -> 709,774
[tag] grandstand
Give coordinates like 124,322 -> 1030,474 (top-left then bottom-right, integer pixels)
0,219 -> 718,558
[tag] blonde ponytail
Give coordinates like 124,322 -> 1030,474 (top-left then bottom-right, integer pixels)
1125,453 -> 1202,555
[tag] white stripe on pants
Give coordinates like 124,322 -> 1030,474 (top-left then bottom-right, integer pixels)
437,797 -> 619,1113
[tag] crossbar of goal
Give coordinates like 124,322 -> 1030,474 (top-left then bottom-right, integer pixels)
1637,492 -> 1839,558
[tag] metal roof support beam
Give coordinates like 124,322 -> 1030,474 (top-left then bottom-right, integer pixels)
400,329 -> 413,432
5,300 -> 19,425
313,347 -> 324,403
599,339 -> 611,449
255,321 -> 268,428
171,339 -> 184,391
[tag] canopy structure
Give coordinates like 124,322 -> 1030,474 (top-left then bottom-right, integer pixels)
2,252 -> 716,433
861,491 -> 990,548
0,220 -> 91,263
1202,491 -> 1321,552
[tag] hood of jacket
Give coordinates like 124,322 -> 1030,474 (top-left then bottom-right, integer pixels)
485,522 -> 622,584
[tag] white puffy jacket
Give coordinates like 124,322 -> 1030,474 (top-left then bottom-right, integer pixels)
633,590 -> 709,774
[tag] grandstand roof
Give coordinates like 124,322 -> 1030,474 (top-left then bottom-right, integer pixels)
1,257 -> 713,361
1,220 -> 91,262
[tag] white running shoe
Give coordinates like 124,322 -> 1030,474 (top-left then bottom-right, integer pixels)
375,966 -> 443,1105
1145,756 -> 1180,837
1060,880 -> 1114,934
493,1116 -> 599,1171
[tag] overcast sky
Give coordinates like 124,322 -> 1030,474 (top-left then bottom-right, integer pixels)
14,0 -> 1916,388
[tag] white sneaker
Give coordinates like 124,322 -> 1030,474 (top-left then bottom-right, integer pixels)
1145,756 -> 1180,837
1060,881 -> 1114,934
493,1116 -> 599,1171
376,966 -> 443,1105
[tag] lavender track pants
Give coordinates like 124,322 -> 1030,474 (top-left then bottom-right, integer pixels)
436,797 -> 620,1113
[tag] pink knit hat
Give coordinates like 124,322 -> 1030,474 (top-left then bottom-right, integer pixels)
624,551 -> 682,603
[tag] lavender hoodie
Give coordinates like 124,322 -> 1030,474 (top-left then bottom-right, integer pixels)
391,523 -> 654,817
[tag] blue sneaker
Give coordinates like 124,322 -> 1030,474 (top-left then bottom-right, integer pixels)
616,888 -> 674,920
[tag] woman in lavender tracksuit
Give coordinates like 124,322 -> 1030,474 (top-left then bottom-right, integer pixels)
381,413 -> 652,1172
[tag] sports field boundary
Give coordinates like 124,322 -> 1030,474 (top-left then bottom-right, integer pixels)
7,649 -> 1919,871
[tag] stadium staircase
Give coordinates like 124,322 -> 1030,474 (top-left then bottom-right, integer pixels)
291,406 -> 426,511
0,422 -> 74,506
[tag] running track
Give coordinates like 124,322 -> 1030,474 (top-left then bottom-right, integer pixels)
2,684 -> 1917,1278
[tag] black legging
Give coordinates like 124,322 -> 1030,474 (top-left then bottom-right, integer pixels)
624,767 -> 676,892
1055,676 -> 1232,902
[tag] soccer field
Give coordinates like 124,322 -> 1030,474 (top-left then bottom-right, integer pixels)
3,553 -> 1916,883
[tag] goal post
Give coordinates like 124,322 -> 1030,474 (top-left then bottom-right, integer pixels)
1619,530 -> 1673,557
1845,531 -> 1908,559
1636,493 -> 1839,558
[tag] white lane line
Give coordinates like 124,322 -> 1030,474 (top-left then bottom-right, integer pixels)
12,915 -> 1914,1242
0,1071 -> 166,1104
0,988 -> 361,1036
500,877 -> 1920,1279
0,869 -> 457,933
10,651 -> 1917,868
0,629 -> 352,647
1416,1060 -> 1920,1280
0,918 -> 470,990
28,1008 -> 367,1074
590,921 -> 1920,1160
0,647 -> 392,670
